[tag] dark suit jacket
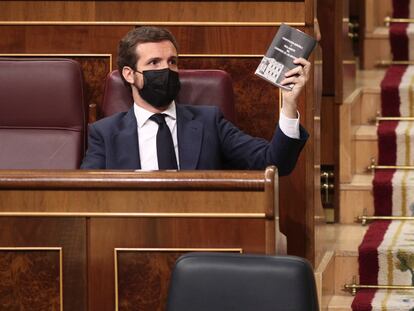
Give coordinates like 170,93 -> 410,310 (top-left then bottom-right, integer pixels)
81,105 -> 308,176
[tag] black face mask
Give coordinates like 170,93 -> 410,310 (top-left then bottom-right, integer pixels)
136,68 -> 181,108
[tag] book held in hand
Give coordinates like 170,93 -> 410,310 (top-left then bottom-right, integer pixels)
255,23 -> 317,90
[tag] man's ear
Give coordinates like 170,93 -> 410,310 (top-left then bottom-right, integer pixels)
122,66 -> 135,84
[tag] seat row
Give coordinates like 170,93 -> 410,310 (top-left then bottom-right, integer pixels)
0,58 -> 235,169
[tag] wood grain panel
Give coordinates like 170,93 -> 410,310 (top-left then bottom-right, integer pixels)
0,218 -> 87,311
0,1 -> 305,23
0,249 -> 61,311
313,32 -> 327,268
0,190 -> 266,214
180,57 -> 279,140
95,2 -> 305,23
277,80 -> 308,258
116,249 -> 241,311
317,0 -> 335,95
0,25 -> 297,56
116,251 -> 180,311
89,218 -> 266,311
71,56 -> 111,122
0,1 -> 96,21
321,96 -> 336,164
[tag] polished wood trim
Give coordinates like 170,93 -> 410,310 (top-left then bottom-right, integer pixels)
264,166 -> 278,253
0,169 -> 276,217
342,60 -> 356,64
0,21 -> 306,26
114,248 -> 243,252
0,170 -> 269,190
180,54 -> 263,58
0,53 -> 113,72
0,247 -> 63,311
264,167 -> 277,218
0,212 -> 267,218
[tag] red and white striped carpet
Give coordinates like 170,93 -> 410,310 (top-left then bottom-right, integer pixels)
352,2 -> 414,309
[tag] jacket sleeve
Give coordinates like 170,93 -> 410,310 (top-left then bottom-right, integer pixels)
216,109 -> 308,176
80,124 -> 106,169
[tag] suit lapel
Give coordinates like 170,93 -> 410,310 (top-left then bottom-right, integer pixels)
176,105 -> 203,169
112,108 -> 141,169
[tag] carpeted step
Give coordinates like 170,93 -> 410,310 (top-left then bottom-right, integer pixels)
359,221 -> 414,286
351,289 -> 376,311
359,221 -> 391,285
378,121 -> 414,166
393,0 -> 414,19
352,2 -> 414,310
381,65 -> 414,117
352,288 -> 414,311
389,0 -> 414,62
390,23 -> 412,61
373,170 -> 414,216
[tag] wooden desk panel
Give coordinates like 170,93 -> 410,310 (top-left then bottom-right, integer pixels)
0,189 -> 266,215
89,218 -> 267,311
0,168 -> 278,311
0,217 -> 87,311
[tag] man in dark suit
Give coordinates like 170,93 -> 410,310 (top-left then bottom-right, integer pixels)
81,26 -> 309,176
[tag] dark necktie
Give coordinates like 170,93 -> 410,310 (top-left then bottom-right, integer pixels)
150,113 -> 178,170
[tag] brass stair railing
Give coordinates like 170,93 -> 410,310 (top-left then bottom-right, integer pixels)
377,60 -> 414,66
384,16 -> 414,26
353,159 -> 414,225
377,17 -> 414,65
369,112 -> 414,125
356,210 -> 414,226
368,158 -> 414,172
344,276 -> 414,295
384,16 -> 414,27
348,14 -> 414,297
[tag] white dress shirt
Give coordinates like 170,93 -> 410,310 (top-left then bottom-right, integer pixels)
134,102 -> 300,170
134,102 -> 179,170
279,110 -> 301,139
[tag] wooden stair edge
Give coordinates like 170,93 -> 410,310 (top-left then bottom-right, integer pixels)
340,174 -> 372,190
365,26 -> 389,39
354,125 -> 377,140
327,294 -> 354,311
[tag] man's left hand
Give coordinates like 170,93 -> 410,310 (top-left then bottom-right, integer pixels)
279,57 -> 311,118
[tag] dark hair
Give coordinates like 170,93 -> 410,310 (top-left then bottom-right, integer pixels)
117,26 -> 179,85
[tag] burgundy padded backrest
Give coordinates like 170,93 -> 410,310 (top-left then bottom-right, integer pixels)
0,58 -> 86,169
101,69 -> 235,122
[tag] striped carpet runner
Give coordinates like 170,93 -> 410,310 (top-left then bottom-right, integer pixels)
352,2 -> 414,307
352,67 -> 414,308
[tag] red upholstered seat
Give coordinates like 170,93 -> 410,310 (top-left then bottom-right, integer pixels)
0,58 -> 86,169
101,69 -> 235,122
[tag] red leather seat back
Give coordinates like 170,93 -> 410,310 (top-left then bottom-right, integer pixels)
0,58 -> 86,169
101,69 -> 235,122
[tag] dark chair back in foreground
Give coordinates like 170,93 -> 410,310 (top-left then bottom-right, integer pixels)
167,252 -> 319,311
101,69 -> 235,122
0,58 -> 86,169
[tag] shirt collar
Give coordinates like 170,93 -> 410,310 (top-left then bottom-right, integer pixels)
134,101 -> 177,129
